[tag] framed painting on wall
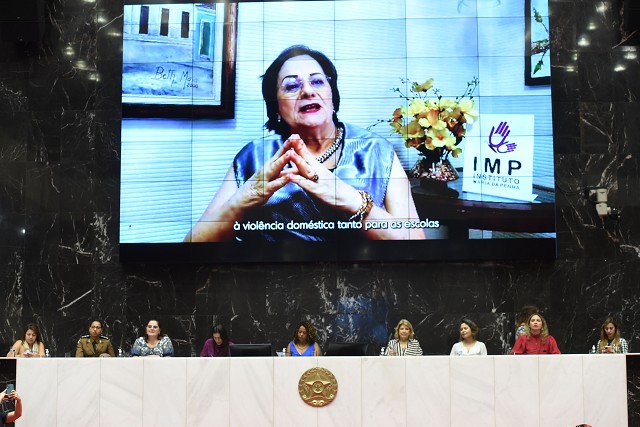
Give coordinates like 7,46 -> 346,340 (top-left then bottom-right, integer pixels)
122,1 -> 237,118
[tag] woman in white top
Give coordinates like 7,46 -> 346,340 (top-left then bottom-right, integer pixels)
450,318 -> 487,356
7,323 -> 45,358
385,319 -> 423,356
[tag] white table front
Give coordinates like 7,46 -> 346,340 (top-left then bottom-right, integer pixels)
14,355 -> 628,427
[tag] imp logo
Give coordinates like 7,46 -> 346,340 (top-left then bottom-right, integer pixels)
488,121 -> 517,154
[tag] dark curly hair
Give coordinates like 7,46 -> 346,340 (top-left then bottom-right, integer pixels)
292,320 -> 318,345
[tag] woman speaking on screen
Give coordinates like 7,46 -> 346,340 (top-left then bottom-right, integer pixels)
186,45 -> 425,242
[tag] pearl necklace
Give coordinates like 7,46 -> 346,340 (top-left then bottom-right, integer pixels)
315,126 -> 344,164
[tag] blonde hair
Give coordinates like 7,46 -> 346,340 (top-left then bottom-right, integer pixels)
597,318 -> 621,353
393,319 -> 415,340
524,313 -> 549,342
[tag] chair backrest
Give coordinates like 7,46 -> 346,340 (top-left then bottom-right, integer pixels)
229,343 -> 273,357
324,342 -> 368,356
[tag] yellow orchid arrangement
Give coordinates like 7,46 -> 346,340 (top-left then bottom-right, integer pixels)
389,77 -> 479,180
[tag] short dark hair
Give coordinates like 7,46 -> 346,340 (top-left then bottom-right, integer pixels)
89,319 -> 103,329
261,45 -> 341,137
144,319 -> 164,341
460,318 -> 479,340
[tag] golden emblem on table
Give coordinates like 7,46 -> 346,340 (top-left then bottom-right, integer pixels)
298,367 -> 338,407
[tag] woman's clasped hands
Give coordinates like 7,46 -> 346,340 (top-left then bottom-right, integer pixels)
240,134 -> 359,213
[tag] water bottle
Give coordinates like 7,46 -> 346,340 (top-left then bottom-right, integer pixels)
45,349 -> 50,358
590,345 -> 596,354
380,347 -> 385,356
118,348 -> 123,357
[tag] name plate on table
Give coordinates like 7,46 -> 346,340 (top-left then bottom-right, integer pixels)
462,114 -> 537,202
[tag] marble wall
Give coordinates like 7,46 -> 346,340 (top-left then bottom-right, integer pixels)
0,0 -> 639,419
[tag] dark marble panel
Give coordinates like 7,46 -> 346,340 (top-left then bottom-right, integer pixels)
59,212 -> 117,265
0,117 -> 29,161
27,61 -> 99,112
575,0 -> 618,52
0,163 -> 26,214
24,213 -> 60,265
25,111 -> 61,163
551,102 -> 581,154
621,260 -> 640,350
409,311 -> 447,355
125,264 -> 198,317
194,267 -> 268,320
550,52 -> 580,103
42,0 -> 99,63
25,163 -> 61,213
0,72 -> 30,113
96,7 -> 124,62
20,263 -> 96,355
579,102 -> 615,153
94,60 -> 124,111
264,263 -> 338,317
545,310 -> 591,353
549,2 -> 577,52
0,214 -> 26,251
577,53 -> 616,102
612,48 -> 640,102
0,248 -> 25,347
613,101 -> 640,153
627,355 -> 640,426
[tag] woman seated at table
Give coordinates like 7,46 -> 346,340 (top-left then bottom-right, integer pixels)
286,320 -> 321,356
6,323 -> 45,358
512,313 -> 561,355
131,319 -> 174,357
594,317 -> 628,354
200,324 -> 232,357
450,318 -> 487,356
76,319 -> 115,357
385,319 -> 423,356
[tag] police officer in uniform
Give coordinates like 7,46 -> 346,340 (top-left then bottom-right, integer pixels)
76,320 -> 115,357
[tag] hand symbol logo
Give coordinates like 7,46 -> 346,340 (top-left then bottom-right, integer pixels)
488,121 -> 517,154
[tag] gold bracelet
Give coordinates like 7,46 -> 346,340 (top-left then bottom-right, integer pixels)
348,191 -> 373,222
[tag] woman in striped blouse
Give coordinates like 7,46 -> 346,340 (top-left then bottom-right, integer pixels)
385,319 -> 423,356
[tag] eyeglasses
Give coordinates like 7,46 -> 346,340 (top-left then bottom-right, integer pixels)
279,73 -> 331,96
147,325 -> 159,329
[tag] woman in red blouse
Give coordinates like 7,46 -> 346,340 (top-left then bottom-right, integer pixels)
512,313 -> 561,355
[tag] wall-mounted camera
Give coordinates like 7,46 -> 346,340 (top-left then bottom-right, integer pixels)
587,187 -> 620,220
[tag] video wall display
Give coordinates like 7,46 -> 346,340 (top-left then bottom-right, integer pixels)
120,0 -> 556,263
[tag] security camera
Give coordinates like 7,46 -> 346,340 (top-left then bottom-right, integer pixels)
587,187 -> 618,219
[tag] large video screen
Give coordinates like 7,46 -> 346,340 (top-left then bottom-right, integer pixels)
120,0 -> 556,263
